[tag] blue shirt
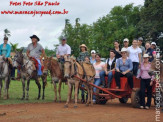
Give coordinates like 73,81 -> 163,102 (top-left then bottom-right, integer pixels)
116,58 -> 133,72
0,44 -> 11,58
90,57 -> 96,64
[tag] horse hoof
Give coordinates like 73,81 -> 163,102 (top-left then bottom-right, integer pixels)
21,97 -> 25,100
26,98 -> 29,100
85,104 -> 89,107
42,97 -> 45,100
54,100 -> 57,102
64,105 -> 68,108
58,100 -> 61,103
74,105 -> 78,108
3,96 -> 7,100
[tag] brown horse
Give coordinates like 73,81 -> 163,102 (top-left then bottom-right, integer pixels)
43,57 -> 65,102
64,56 -> 95,108
13,50 -> 47,100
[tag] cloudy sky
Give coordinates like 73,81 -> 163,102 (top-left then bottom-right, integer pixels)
0,0 -> 144,49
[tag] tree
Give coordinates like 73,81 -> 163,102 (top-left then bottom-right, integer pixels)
10,42 -> 18,52
4,29 -> 11,38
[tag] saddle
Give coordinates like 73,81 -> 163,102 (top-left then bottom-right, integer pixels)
31,58 -> 44,71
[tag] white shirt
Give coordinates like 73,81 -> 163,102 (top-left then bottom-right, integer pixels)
93,62 -> 105,78
56,44 -> 71,55
127,46 -> 142,63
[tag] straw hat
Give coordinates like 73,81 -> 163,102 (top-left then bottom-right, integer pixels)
80,44 -> 87,50
143,54 -> 150,58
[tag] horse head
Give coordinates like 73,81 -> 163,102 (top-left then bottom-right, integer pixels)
43,57 -> 51,75
64,56 -> 76,78
13,49 -> 24,68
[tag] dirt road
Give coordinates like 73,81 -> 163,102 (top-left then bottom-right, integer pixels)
0,99 -> 162,122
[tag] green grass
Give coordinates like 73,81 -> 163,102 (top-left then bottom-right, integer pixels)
0,77 -> 70,105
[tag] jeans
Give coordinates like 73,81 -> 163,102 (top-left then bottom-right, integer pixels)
140,78 -> 152,107
115,71 -> 133,89
93,78 -> 101,100
100,70 -> 113,88
11,67 -> 15,78
81,84 -> 85,96
99,71 -> 105,86
133,62 -> 139,76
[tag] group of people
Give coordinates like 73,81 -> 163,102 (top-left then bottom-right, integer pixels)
0,35 -> 158,110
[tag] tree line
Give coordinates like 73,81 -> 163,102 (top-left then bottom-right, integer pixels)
60,0 -> 163,58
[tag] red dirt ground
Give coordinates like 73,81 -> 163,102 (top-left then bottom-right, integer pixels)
0,99 -> 162,122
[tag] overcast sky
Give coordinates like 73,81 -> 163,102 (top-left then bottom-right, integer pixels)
0,0 -> 144,49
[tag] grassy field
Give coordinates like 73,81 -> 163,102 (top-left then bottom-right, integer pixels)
0,77 -> 70,105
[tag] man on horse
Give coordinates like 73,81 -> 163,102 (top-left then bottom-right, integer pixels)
26,35 -> 45,76
0,36 -> 12,69
56,37 -> 71,62
56,37 -> 71,72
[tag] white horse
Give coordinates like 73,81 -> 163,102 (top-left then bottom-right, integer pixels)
0,55 -> 11,99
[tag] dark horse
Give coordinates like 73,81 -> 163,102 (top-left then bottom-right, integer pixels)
13,49 -> 47,100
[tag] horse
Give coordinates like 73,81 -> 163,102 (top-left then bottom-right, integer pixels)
64,56 -> 95,108
13,49 -> 47,100
0,55 -> 11,99
43,57 -> 65,102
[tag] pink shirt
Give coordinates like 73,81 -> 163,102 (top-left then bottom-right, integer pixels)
137,63 -> 154,80
93,62 -> 105,78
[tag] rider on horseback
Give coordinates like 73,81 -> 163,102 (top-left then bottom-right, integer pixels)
26,35 -> 45,76
0,37 -> 12,69
56,37 -> 71,70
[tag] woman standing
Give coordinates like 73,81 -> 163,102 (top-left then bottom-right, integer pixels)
78,44 -> 89,103
93,54 -> 105,103
137,54 -> 154,109
128,39 -> 142,76
113,41 -> 121,59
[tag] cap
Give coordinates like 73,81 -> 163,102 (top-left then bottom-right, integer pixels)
91,50 -> 96,54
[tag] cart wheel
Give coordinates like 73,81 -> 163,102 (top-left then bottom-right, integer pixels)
119,97 -> 128,103
96,87 -> 107,105
131,88 -> 140,108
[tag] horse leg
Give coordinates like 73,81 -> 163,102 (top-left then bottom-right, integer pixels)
7,76 -> 11,99
64,81 -> 71,108
21,78 -> 25,100
85,84 -> 90,106
42,76 -> 46,100
3,77 -> 8,100
26,79 -> 30,100
58,79 -> 62,102
0,79 -> 2,99
54,82 -> 57,102
74,81 -> 79,108
35,78 -> 41,100
90,86 -> 93,106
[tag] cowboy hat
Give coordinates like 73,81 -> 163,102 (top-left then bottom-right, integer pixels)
121,48 -> 128,52
80,44 -> 87,50
143,54 -> 150,58
123,38 -> 129,42
30,35 -> 40,41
